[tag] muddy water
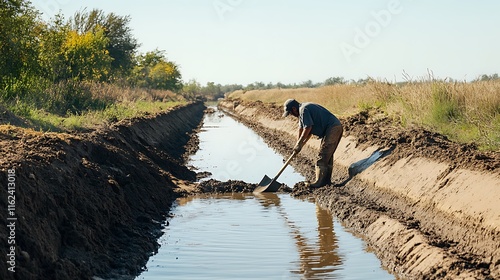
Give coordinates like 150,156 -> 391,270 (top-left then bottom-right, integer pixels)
136,107 -> 393,279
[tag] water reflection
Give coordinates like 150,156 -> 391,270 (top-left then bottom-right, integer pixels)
177,192 -> 248,206
189,107 -> 304,185
255,193 -> 340,279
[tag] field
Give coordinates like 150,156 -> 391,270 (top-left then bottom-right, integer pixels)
1,81 -> 187,132
228,80 -> 500,151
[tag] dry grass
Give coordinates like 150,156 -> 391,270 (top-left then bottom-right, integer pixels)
3,81 -> 187,132
87,82 -> 183,103
228,80 -> 500,151
387,80 -> 500,149
230,84 -> 376,117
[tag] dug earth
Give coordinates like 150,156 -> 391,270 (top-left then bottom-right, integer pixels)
0,102 -> 205,279
218,99 -> 500,280
1,99 -> 499,279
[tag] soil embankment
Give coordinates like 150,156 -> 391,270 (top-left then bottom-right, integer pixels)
219,99 -> 500,280
0,102 -> 205,280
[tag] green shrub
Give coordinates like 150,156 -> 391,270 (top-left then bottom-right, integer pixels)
430,84 -> 462,123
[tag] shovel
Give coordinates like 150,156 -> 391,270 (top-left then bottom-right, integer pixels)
254,151 -> 298,193
348,147 -> 394,177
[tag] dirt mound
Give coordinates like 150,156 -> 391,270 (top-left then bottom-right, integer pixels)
228,99 -> 500,172
289,182 -> 313,196
197,179 -> 258,193
343,110 -> 500,172
192,179 -> 292,194
0,102 -> 205,280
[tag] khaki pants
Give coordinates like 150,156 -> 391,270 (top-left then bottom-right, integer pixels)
316,124 -> 343,167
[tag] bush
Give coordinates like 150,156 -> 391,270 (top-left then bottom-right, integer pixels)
44,81 -> 109,115
430,83 -> 462,123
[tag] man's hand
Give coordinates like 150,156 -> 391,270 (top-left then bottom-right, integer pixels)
293,141 -> 303,153
293,126 -> 312,154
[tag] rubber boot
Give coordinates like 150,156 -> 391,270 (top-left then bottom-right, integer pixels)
306,166 -> 328,188
324,164 -> 333,185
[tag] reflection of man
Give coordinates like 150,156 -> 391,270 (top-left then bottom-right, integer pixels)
282,99 -> 343,187
255,193 -> 341,278
311,205 -> 340,272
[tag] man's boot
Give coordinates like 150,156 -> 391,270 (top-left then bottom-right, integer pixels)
306,165 -> 328,188
324,164 -> 333,185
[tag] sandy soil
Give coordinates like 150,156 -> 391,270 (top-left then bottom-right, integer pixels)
218,99 -> 500,280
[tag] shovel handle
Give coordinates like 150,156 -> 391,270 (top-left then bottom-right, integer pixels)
273,151 -> 297,181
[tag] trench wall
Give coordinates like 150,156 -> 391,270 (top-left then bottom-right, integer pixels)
219,100 -> 500,279
0,102 -> 206,280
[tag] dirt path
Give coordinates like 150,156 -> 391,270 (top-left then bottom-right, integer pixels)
218,99 -> 500,280
0,102 -> 205,280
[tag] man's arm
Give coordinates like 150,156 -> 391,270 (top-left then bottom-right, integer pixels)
298,126 -> 312,144
294,126 -> 312,153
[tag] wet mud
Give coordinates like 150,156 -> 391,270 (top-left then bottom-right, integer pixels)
194,179 -> 291,194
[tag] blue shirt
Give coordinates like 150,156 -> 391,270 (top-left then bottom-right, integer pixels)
299,103 -> 341,137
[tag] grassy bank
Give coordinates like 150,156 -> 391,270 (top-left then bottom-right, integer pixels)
1,81 -> 187,132
228,80 -> 500,151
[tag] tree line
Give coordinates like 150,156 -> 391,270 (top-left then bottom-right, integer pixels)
0,0 -> 371,105
189,73 -> 500,101
0,0 -> 182,114
2,1 -> 498,108
182,76 -> 364,100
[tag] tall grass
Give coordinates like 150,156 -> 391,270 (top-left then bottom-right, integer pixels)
384,80 -> 500,150
228,80 -> 500,151
230,84 -> 376,117
1,80 -> 187,131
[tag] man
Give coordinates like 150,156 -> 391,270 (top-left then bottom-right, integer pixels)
282,99 -> 343,187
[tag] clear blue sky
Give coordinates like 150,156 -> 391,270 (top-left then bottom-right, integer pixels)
34,0 -> 500,85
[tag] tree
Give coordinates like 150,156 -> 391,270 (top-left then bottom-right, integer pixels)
131,49 -> 182,91
324,76 -> 346,86
182,79 -> 201,99
62,27 -> 112,81
477,73 -> 499,82
38,14 -> 70,82
254,81 -> 265,89
200,82 -> 222,100
276,82 -> 285,89
0,0 -> 40,92
220,83 -> 243,94
0,0 -> 23,85
301,80 -> 314,88
70,9 -> 139,78
149,61 -> 182,90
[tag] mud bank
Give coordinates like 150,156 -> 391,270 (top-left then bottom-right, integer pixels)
0,102 -> 205,280
219,99 -> 500,279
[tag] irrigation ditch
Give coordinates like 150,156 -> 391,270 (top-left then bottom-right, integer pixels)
0,98 -> 499,279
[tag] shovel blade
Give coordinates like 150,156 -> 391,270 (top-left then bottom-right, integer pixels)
348,148 -> 389,177
254,175 -> 282,193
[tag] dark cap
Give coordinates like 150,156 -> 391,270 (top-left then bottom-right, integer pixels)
282,99 -> 299,117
